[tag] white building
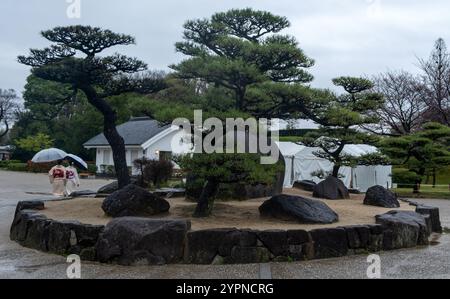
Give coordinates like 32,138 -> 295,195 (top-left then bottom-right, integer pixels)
0,145 -> 12,161
83,117 -> 192,174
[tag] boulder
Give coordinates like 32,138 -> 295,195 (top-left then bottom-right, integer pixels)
259,194 -> 339,224
376,210 -> 430,250
102,184 -> 170,217
364,186 -> 400,208
313,176 -> 350,200
96,218 -> 191,265
293,180 -> 316,192
97,179 -> 137,195
97,181 -> 120,195
415,205 -> 442,233
310,228 -> 349,259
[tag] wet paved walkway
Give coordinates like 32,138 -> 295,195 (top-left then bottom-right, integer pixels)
0,170 -> 449,279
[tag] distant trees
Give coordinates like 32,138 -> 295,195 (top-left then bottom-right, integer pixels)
0,89 -> 19,139
418,38 -> 450,126
16,133 -> 54,153
370,71 -> 427,136
380,123 -> 450,192
18,26 -> 167,188
373,38 -> 450,136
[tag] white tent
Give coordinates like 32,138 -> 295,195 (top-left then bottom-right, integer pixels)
276,142 -> 305,188
278,142 -> 392,192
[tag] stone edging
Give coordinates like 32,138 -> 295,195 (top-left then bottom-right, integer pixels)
10,200 -> 442,265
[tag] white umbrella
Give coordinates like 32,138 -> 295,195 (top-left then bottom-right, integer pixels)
65,154 -> 88,170
31,148 -> 68,163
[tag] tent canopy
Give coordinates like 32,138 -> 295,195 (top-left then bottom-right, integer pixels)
278,142 -> 392,192
276,142 -> 305,157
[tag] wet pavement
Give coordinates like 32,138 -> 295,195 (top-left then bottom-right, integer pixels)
0,170 -> 449,279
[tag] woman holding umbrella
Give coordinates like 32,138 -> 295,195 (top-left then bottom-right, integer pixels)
65,162 -> 80,196
48,160 -> 67,196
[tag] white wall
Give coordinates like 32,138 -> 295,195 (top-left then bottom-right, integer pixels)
144,129 -> 193,160
91,128 -> 193,175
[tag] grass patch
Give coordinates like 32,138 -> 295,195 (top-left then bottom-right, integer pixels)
393,166 -> 450,199
393,185 -> 450,200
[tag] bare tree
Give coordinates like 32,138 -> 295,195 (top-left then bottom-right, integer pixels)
0,89 -> 19,138
418,38 -> 450,126
369,71 -> 427,136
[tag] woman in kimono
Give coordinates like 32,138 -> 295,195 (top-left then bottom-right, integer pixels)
48,160 -> 66,196
65,163 -> 80,196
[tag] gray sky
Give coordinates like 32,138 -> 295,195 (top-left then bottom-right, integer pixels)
1,0 -> 450,96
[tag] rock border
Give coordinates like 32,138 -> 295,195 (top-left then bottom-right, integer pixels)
10,200 -> 442,265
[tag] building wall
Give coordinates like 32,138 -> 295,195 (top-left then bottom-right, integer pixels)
144,129 -> 193,160
92,129 -> 192,175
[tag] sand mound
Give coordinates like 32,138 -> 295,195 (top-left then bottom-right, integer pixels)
42,188 -> 414,231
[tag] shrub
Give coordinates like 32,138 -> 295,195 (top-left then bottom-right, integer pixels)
392,169 -> 421,188
6,163 -> 29,172
27,161 -> 53,173
143,159 -> 174,188
0,160 -> 21,168
87,163 -> 97,174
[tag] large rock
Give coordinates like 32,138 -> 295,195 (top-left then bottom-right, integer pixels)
96,218 -> 190,265
259,194 -> 339,224
313,176 -> 350,200
376,211 -> 430,250
364,185 -> 400,208
102,184 -> 170,217
415,205 -> 442,233
97,179 -> 137,195
293,180 -> 316,192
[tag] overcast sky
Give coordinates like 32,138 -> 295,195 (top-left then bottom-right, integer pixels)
1,0 -> 450,97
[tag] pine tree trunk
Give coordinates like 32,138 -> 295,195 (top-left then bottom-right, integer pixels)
81,85 -> 131,189
104,119 -> 131,189
432,168 -> 437,188
332,165 -> 340,178
193,178 -> 220,218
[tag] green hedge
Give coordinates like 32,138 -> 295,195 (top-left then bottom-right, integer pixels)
392,169 -> 421,188
0,160 -> 22,168
5,163 -> 29,172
